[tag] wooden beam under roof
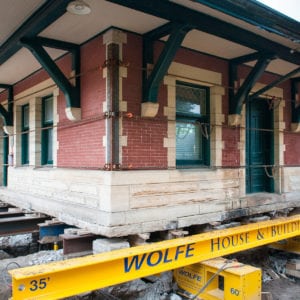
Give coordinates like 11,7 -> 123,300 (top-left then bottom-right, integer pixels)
107,0 -> 300,66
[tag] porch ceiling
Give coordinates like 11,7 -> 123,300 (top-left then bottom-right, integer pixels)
0,0 -> 299,91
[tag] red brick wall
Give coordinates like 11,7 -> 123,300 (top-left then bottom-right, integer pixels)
0,89 -> 9,103
122,34 -> 168,169
57,36 -> 106,168
222,127 -> 240,166
283,80 -> 300,165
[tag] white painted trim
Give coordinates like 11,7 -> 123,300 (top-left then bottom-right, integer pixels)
14,78 -> 55,104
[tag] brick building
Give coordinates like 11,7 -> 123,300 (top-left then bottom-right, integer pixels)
0,0 -> 299,237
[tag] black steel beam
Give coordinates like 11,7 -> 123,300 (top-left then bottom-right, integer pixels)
107,0 -> 300,66
0,0 -> 71,66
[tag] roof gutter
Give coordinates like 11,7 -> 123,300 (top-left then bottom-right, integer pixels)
192,0 -> 300,43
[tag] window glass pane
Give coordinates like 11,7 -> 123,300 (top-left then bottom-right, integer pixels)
176,121 -> 202,161
47,128 -> 53,163
176,84 -> 206,116
22,133 -> 29,165
42,95 -> 54,165
44,97 -> 53,123
23,105 -> 29,129
22,104 -> 29,165
176,82 -> 209,166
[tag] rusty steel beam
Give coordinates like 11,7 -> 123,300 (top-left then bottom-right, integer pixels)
61,233 -> 98,255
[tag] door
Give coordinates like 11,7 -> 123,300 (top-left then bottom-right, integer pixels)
246,98 -> 274,193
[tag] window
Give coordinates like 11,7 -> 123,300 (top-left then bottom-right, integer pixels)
176,82 -> 210,167
21,104 -> 29,165
41,95 -> 53,165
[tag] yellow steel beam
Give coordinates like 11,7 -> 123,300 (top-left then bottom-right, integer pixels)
9,215 -> 300,300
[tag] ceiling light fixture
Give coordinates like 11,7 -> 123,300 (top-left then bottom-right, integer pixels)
67,0 -> 91,15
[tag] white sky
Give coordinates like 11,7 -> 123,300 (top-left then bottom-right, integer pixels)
257,0 -> 300,21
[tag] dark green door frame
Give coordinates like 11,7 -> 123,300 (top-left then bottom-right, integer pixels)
246,98 -> 274,193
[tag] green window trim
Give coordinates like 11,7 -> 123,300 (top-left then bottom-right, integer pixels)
176,81 -> 210,167
41,95 -> 54,165
21,104 -> 29,165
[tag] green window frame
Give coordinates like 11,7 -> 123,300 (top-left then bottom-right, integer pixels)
41,95 -> 53,165
21,104 -> 29,165
176,81 -> 210,167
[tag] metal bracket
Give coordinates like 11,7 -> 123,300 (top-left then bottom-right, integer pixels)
21,37 -> 81,119
143,22 -> 192,103
103,163 -> 122,170
104,111 -> 117,118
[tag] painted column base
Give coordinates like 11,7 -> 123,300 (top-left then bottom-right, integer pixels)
141,102 -> 159,117
3,125 -> 13,135
228,114 -> 242,127
65,107 -> 81,121
291,123 -> 300,133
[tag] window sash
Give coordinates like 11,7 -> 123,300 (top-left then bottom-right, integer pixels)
21,104 -> 29,165
41,96 -> 53,165
176,82 -> 209,167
